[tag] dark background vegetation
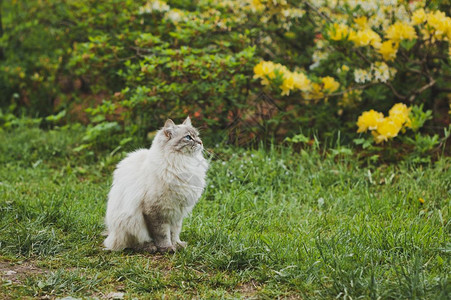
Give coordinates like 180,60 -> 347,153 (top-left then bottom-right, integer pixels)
1,0 -> 449,160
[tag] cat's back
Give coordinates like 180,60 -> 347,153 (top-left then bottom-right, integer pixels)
113,148 -> 154,181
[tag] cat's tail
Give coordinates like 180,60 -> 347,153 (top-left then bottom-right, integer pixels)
104,231 -> 129,251
103,213 -> 151,251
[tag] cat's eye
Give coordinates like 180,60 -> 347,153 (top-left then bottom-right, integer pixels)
184,135 -> 192,140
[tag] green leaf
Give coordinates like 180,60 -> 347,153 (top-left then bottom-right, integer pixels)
400,39 -> 416,51
285,133 -> 309,144
45,110 -> 66,123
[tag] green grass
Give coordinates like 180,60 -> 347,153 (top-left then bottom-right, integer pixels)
0,126 -> 450,299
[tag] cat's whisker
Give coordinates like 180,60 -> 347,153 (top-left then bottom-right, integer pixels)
201,148 -> 219,161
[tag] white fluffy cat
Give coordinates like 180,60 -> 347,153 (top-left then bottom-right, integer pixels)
104,117 -> 208,253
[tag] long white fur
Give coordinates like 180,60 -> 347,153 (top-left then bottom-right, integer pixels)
103,122 -> 208,251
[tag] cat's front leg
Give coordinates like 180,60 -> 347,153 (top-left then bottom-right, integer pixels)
145,217 -> 176,253
171,219 -> 187,249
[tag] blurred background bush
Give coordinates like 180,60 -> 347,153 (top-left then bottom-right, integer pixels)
0,0 -> 450,161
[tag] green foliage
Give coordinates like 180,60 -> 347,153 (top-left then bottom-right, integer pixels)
410,104 -> 433,132
0,0 -> 317,147
406,133 -> 440,158
352,105 -> 449,163
285,132 -> 310,144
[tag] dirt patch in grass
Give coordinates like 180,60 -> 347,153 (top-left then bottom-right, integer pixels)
236,280 -> 260,298
236,280 -> 303,299
0,260 -> 48,285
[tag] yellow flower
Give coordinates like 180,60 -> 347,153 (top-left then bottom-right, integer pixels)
280,71 -> 295,96
329,23 -> 350,41
253,62 -> 264,79
412,8 -> 426,25
385,22 -> 417,42
321,76 -> 340,93
253,61 -> 276,85
341,65 -> 350,72
354,16 -> 368,30
274,63 -> 288,77
348,29 -> 357,42
389,102 -> 411,128
293,72 -> 311,92
250,0 -> 265,12
377,40 -> 398,61
305,83 -> 324,100
262,61 -> 275,77
389,103 -> 410,117
426,10 -> 451,41
371,118 -> 402,143
356,110 -> 384,133
419,197 -> 425,204
353,30 -> 372,46
254,61 -> 312,95
350,29 -> 381,48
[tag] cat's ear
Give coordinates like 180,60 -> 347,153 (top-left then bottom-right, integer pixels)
182,116 -> 192,126
163,119 -> 175,138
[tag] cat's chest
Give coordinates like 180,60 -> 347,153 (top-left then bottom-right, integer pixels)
155,157 -> 207,205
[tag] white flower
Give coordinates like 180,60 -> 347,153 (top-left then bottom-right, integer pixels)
394,5 -> 409,22
408,0 -> 424,11
310,50 -> 328,70
310,0 -> 326,8
371,62 -> 390,83
360,2 -> 378,12
354,69 -> 372,83
166,10 -> 182,23
260,36 -> 273,45
281,8 -> 305,19
346,0 -> 358,9
369,11 -> 389,29
152,0 -> 170,12
382,0 -> 397,5
139,0 -> 170,14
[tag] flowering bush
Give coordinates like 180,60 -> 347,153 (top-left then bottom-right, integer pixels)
1,0 -> 449,159
252,0 -> 450,158
357,103 -> 412,144
253,60 -> 339,98
254,1 -> 450,104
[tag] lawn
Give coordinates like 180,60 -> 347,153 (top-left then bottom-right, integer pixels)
0,126 -> 450,299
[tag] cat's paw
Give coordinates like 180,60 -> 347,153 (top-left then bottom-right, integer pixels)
176,241 -> 187,249
157,245 -> 176,254
134,242 -> 158,253
143,243 -> 158,253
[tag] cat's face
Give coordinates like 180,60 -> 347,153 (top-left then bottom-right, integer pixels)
161,117 -> 203,155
